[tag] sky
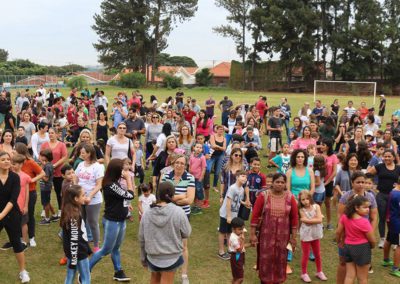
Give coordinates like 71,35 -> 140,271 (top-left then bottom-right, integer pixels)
1,0 -> 241,68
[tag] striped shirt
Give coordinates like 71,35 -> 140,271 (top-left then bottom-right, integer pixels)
162,171 -> 195,215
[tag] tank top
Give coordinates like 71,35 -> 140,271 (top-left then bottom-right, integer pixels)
212,136 -> 224,156
96,122 -> 108,142
291,168 -> 311,198
300,204 -> 323,242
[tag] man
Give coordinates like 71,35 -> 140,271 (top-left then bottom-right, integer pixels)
124,108 -> 145,140
311,100 -> 324,120
243,126 -> 262,163
219,96 -> 233,125
97,90 -> 108,111
379,94 -> 386,121
267,107 -> 282,163
367,107 -> 381,127
36,84 -> 46,97
176,90 -> 184,111
344,100 -> 356,119
190,99 -> 201,114
127,90 -> 141,109
256,96 -> 267,122
15,91 -> 30,113
205,96 -> 215,118
279,97 -> 291,138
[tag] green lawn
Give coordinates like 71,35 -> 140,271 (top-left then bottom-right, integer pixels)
0,86 -> 398,283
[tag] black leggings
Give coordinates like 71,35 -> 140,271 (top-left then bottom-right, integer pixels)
0,210 -> 23,253
135,165 -> 145,184
376,192 -> 389,238
53,176 -> 63,210
28,191 -> 37,239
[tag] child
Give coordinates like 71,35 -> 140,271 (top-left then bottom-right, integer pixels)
133,140 -> 145,184
311,132 -> 322,153
228,217 -> 249,284
88,104 -> 97,130
289,131 -> 298,148
247,157 -> 266,207
120,158 -> 136,220
339,133 -> 351,154
269,143 -> 290,174
307,144 -> 316,169
364,174 -> 375,195
189,142 -> 206,215
65,129 -> 74,147
138,183 -> 156,220
368,142 -> 385,185
235,121 -> 244,136
298,190 -> 327,282
61,185 -> 91,284
15,126 -> 28,145
218,170 -> 248,260
58,112 -> 68,142
336,196 -> 376,284
313,155 -> 326,206
376,130 -> 384,143
196,134 -> 211,208
39,148 -> 57,225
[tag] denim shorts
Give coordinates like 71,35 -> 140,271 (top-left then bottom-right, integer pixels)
194,179 -> 204,200
40,190 -> 51,206
313,192 -> 325,203
147,255 -> 184,272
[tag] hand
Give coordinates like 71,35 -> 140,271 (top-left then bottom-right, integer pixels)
128,205 -> 133,212
245,200 -> 251,208
219,197 -> 223,205
0,213 -> 3,221
84,196 -> 91,204
227,217 -> 232,224
250,234 -> 258,246
289,237 -> 297,252
141,260 -> 147,268
22,207 -> 28,215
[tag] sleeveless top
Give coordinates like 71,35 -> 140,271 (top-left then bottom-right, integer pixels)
96,122 -> 108,142
212,136 -> 224,156
291,168 -> 311,198
300,204 -> 323,242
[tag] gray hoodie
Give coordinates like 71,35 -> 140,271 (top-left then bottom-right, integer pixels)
139,203 -> 191,268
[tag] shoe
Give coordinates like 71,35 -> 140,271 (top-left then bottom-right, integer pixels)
326,224 -> 334,231
40,210 -> 45,218
390,269 -> 400,278
300,273 -> 311,283
29,238 -> 36,247
19,270 -> 30,283
50,215 -> 60,222
201,200 -> 210,209
39,219 -> 50,225
286,264 -> 293,274
315,271 -> 328,281
181,274 -> 189,284
368,265 -> 374,274
213,187 -> 219,193
21,242 -> 28,252
0,242 -> 12,250
58,210 -> 61,217
113,270 -> 131,282
393,245 -> 398,251
191,207 -> 203,216
93,246 -> 100,253
77,274 -> 81,284
379,238 -> 385,249
382,259 -> 394,267
309,251 -> 315,261
59,257 -> 68,265
58,230 -> 63,240
217,252 -> 230,260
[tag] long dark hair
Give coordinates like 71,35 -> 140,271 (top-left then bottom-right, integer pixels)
356,141 -> 372,164
344,195 -> 369,218
1,129 -> 14,146
342,153 -> 360,171
322,137 -> 334,156
60,185 -> 83,229
313,154 -> 326,177
197,110 -> 208,129
290,149 -> 308,168
162,123 -> 172,136
102,159 -> 123,187
155,181 -> 175,204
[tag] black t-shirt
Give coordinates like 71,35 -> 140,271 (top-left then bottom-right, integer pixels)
375,163 -> 400,194
268,116 -> 282,138
103,182 -> 134,221
4,112 -> 15,131
379,99 -> 386,111
63,217 -> 91,269
0,171 -> 20,213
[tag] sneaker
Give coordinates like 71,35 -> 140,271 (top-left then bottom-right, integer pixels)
393,245 -> 398,251
21,242 -> 28,252
0,242 -> 12,250
368,265 -> 374,274
382,259 -> 394,267
390,269 -> 400,278
315,271 -> 328,281
59,257 -> 68,265
58,210 -> 61,218
113,270 -> 131,282
300,273 -> 311,283
201,200 -> 210,209
58,230 -> 63,240
191,207 -> 203,216
326,224 -> 334,231
286,264 -> 293,274
40,210 -> 45,218
379,238 -> 385,249
19,270 -> 30,283
29,238 -> 36,247
39,219 -> 50,225
217,252 -> 230,260
50,215 -> 60,222
181,274 -> 189,284
309,251 -> 315,261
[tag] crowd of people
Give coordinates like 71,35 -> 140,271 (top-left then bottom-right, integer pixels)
0,85 -> 399,284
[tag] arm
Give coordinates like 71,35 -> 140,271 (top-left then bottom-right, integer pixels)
301,205 -> 323,224
286,169 -> 292,191
366,230 -> 376,248
325,161 -> 337,185
138,199 -> 143,215
22,183 -> 29,215
335,221 -> 345,245
174,186 -> 195,206
87,177 -> 103,201
31,169 -> 45,183
226,197 -> 232,223
315,174 -> 321,187
367,166 -> 377,175
369,208 -> 378,231
31,134 -> 39,159
104,144 -> 111,166
53,147 -> 68,169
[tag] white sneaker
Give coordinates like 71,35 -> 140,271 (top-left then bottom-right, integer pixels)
29,238 -> 36,247
58,210 -> 61,217
378,238 -> 385,249
393,245 -> 398,251
40,210 -> 45,218
19,270 -> 30,283
182,274 -> 189,284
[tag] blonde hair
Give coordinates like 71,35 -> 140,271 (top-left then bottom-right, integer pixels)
298,190 -> 314,209
78,129 -> 94,144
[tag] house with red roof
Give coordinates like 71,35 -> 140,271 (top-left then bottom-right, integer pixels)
210,62 -> 231,86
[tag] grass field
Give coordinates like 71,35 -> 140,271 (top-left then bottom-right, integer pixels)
0,86 -> 399,283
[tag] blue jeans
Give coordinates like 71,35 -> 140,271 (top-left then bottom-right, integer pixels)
65,258 -> 90,284
225,134 -> 233,146
283,119 -> 290,139
89,218 -> 126,272
209,153 -> 225,187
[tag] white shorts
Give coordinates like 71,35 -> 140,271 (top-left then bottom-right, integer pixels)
270,137 -> 281,153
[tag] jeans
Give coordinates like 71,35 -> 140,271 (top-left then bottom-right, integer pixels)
283,119 -> 290,139
225,134 -> 233,146
89,218 -> 126,272
65,258 -> 90,284
376,192 -> 389,238
209,153 -> 225,188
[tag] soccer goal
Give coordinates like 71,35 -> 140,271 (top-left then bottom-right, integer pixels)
313,80 -> 377,105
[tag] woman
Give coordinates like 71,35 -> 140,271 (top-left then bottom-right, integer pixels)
171,113 -> 190,136
346,114 -> 362,132
0,130 -> 14,157
286,149 -> 315,199
31,121 -> 50,161
148,123 -> 172,161
89,159 -> 134,281
331,99 -> 340,118
0,151 -> 30,283
336,171 -> 378,284
40,127 -> 68,215
318,116 -> 336,140
195,110 -> 212,141
70,129 -> 104,166
178,125 -> 194,158
105,122 -> 135,169
95,111 -> 109,144
223,110 -> 237,145
209,125 -> 227,192
334,123 -> 347,152
335,153 -> 360,196
345,126 -> 364,154
289,117 -> 303,143
243,117 -> 260,137
75,144 -> 104,252
161,154 -> 195,284
356,141 -> 372,170
76,104 -> 88,122
164,109 -> 175,125
292,126 -> 316,150
367,149 -> 400,248
250,173 -> 298,284
139,181 -> 191,284
152,135 -> 179,189
145,113 -> 163,161
321,138 -> 338,231
363,114 -> 379,136
182,104 -> 196,126
19,112 -> 36,149
383,129 -> 398,153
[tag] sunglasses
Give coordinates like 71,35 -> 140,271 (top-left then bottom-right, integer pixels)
152,116 -> 159,119
233,154 -> 242,157
118,127 -> 126,129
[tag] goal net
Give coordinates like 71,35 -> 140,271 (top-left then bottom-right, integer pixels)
313,80 -> 377,105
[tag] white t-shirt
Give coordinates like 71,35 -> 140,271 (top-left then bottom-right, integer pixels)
139,194 -> 156,215
228,232 -> 245,253
155,133 -> 167,156
75,161 -> 105,205
31,132 -> 50,160
107,136 -> 131,160
314,170 -> 325,194
58,117 -> 68,128
219,183 -> 244,219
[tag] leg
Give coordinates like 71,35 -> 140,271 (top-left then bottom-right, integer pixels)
182,238 -> 189,276
5,218 -> 25,272
64,261 -> 77,284
311,240 -> 322,272
355,264 -> 369,284
208,156 -> 217,189
21,224 -> 28,244
344,262 -> 356,284
213,153 -> 225,188
110,221 -> 126,272
301,241 -> 311,274
376,192 -> 388,238
160,271 -> 176,284
138,166 -> 145,184
394,246 -> 400,267
150,272 -> 161,284
86,203 -> 102,248
53,176 -> 63,212
383,240 -> 391,260
324,183 -> 332,225
336,257 -> 346,284
218,233 -> 226,254
27,191 -> 37,239
78,258 -> 91,284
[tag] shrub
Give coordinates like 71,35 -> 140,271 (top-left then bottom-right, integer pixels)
119,72 -> 146,88
195,68 -> 214,86
162,74 -> 183,89
67,76 -> 88,89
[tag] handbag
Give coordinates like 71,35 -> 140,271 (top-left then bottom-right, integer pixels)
127,139 -> 132,160
238,202 -> 251,221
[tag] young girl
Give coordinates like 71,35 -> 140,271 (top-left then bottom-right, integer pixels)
313,155 -> 326,206
336,196 -> 376,284
119,158 -> 136,220
39,148 -> 57,225
138,183 -> 156,220
61,185 -> 91,284
133,140 -> 145,184
298,190 -> 327,282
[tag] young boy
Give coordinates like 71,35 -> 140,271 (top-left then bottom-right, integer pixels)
218,170 -> 249,260
196,134 -> 211,208
247,157 -> 266,207
189,142 -> 206,215
368,142 -> 385,185
267,107 -> 282,163
133,140 -> 145,184
229,217 -> 249,284
15,126 -> 28,145
269,143 -> 290,174
39,149 -> 57,225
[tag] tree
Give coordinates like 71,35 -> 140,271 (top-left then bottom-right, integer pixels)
0,49 -> 8,62
156,53 -> 197,67
213,0 -> 254,89
195,68 -> 214,86
67,76 -> 88,90
119,72 -> 146,88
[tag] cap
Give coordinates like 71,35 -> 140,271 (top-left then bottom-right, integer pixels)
368,107 -> 375,111
365,130 -> 373,136
380,94 -> 385,97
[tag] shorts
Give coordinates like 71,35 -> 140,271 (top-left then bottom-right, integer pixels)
313,192 -> 325,203
325,182 -> 334,198
219,217 -> 232,234
230,252 -> 245,280
146,255 -> 184,272
21,213 -> 28,225
386,229 -> 400,246
41,190 -> 51,206
194,179 -> 204,201
269,137 -> 281,152
344,243 -> 371,266
378,110 -> 385,116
